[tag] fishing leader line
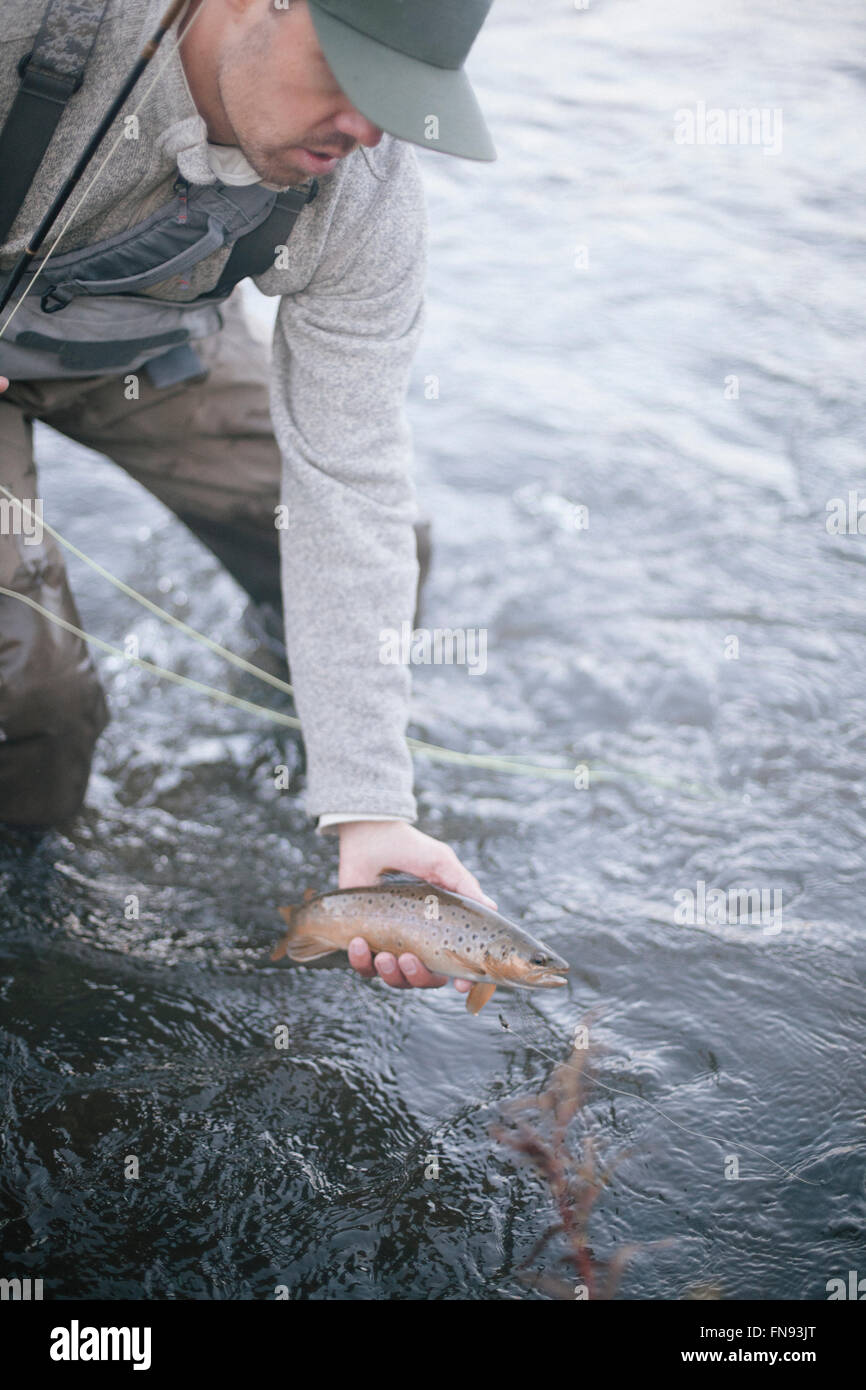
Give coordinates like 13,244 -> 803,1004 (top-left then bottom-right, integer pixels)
498,1007 -> 819,1188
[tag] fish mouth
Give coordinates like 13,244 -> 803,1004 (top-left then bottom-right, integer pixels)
530,970 -> 570,988
504,971 -> 569,991
493,961 -> 569,989
525,956 -> 570,987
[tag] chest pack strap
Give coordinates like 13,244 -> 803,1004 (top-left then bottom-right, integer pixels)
0,0 -> 110,246
200,182 -> 318,298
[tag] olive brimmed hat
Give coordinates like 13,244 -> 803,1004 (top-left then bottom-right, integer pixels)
307,0 -> 496,161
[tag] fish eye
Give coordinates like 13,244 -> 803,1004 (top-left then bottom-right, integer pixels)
530,953 -> 549,966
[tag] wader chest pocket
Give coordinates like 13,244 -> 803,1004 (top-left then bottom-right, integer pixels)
39,214 -> 228,311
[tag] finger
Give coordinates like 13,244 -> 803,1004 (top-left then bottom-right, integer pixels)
0,377 -> 8,393
373,951 -> 411,989
453,978 -> 472,994
397,953 -> 449,989
428,857 -> 497,912
348,936 -> 377,979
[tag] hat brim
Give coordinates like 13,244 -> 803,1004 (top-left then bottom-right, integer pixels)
309,5 -> 496,162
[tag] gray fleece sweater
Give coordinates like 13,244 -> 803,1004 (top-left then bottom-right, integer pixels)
0,0 -> 427,825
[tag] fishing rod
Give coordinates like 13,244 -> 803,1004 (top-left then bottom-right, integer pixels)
0,0 -> 190,317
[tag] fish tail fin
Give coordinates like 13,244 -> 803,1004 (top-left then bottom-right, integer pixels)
466,982 -> 497,1015
271,905 -> 296,961
272,903 -> 338,965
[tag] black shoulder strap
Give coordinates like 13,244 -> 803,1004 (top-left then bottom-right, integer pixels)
0,0 -> 110,246
201,180 -> 319,300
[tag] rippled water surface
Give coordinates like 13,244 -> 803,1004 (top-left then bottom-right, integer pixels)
2,0 -> 865,1300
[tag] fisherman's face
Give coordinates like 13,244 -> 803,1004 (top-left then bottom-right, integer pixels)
187,0 -> 383,186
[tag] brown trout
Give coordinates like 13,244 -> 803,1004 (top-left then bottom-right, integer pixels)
271,882 -> 569,1014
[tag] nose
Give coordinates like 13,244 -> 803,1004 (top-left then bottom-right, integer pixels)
333,105 -> 383,149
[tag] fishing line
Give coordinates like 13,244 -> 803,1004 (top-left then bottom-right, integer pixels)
0,586 -> 302,731
0,578 -> 712,790
498,1007 -> 819,1187
0,584 -> 598,774
0,488 -> 716,794
0,484 -> 295,697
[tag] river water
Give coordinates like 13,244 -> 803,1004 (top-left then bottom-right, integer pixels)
1,0 -> 864,1300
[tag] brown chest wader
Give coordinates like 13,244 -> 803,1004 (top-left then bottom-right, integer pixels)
0,0 -> 317,827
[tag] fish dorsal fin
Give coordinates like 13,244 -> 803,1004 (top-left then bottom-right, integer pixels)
466,982 -> 496,1015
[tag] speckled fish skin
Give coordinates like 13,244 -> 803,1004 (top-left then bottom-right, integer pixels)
272,882 -> 569,1013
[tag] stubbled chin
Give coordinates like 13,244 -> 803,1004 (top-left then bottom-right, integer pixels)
257,163 -> 311,187
233,147 -> 311,187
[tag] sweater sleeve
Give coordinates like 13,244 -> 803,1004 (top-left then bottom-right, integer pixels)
266,141 -> 427,822
316,813 -> 411,836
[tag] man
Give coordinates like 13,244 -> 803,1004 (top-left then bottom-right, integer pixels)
0,0 -> 498,995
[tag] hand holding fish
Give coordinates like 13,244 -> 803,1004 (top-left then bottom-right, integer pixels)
338,820 -> 495,995
272,821 -> 569,1014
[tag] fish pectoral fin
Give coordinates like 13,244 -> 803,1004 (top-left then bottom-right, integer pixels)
466,982 -> 497,1015
282,934 -> 339,964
